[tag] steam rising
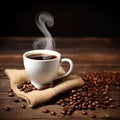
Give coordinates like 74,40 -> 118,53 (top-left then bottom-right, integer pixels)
33,12 -> 56,50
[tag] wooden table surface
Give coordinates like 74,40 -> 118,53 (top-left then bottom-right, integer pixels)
0,37 -> 120,120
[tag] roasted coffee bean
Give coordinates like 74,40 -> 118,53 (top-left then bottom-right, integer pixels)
50,111 -> 56,115
71,90 -> 76,93
20,87 -> 24,91
59,99 -> 64,103
116,102 -> 120,107
91,114 -> 96,118
61,110 -> 67,115
108,98 -> 114,103
116,86 -> 120,90
56,101 -> 61,105
88,104 -> 94,109
8,92 -> 14,97
57,101 -> 62,105
22,81 -> 27,84
8,88 -> 13,92
4,106 -> 10,111
110,104 -> 117,109
81,105 -> 87,110
13,98 -> 20,103
27,81 -> 31,84
95,104 -> 100,108
17,84 -> 23,89
101,105 -> 107,109
42,109 -> 49,113
49,84 -> 54,88
20,104 -> 26,109
61,103 -> 65,107
67,111 -> 72,115
81,111 -> 88,115
64,98 -> 70,102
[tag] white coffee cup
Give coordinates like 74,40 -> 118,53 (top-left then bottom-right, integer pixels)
23,50 -> 73,89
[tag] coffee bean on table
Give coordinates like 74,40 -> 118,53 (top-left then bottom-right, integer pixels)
8,88 -> 13,92
61,110 -> 67,115
81,111 -> 88,115
116,102 -> 120,107
67,111 -> 72,115
91,114 -> 96,118
8,92 -> 14,97
20,104 -> 26,109
13,98 -> 20,103
110,104 -> 117,109
116,86 -> 120,90
4,106 -> 10,111
42,109 -> 49,113
50,111 -> 56,115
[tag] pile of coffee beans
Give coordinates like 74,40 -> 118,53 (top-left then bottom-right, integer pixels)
17,81 -> 37,92
56,71 -> 120,116
17,81 -> 55,93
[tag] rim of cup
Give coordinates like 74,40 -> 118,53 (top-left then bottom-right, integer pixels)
23,50 -> 61,61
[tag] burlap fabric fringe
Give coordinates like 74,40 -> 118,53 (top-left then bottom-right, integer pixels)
5,67 -> 84,108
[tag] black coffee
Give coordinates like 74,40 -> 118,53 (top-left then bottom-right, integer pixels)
27,53 -> 57,60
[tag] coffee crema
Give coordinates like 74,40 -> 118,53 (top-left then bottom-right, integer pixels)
27,53 -> 57,60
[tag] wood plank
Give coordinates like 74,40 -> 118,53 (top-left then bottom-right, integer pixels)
0,52 -> 120,64
0,37 -> 120,53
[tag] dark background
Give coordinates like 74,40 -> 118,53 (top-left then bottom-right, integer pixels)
0,1 -> 120,37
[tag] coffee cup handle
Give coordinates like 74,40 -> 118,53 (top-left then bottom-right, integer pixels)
55,58 -> 73,79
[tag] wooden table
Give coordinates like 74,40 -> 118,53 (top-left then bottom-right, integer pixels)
0,37 -> 120,120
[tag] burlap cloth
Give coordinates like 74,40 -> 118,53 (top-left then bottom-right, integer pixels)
5,67 -> 84,108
